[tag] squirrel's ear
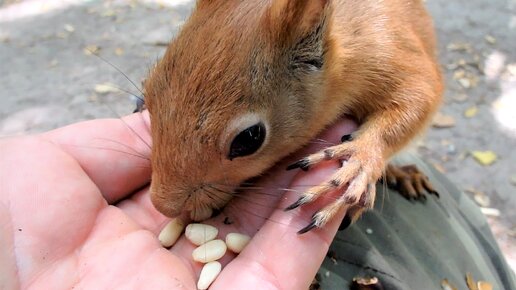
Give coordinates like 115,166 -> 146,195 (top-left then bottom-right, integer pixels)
265,0 -> 329,44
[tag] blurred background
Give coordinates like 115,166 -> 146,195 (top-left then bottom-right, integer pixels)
1,0 -> 515,271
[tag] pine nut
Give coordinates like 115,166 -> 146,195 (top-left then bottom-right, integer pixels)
197,261 -> 222,290
185,223 -> 219,246
158,218 -> 184,247
192,239 -> 227,263
225,233 -> 251,253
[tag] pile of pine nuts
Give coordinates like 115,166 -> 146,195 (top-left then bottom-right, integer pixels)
158,218 -> 251,290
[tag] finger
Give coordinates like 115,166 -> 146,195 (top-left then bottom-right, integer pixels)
41,112 -> 152,203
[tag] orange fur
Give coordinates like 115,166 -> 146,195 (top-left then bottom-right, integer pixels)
144,0 -> 442,224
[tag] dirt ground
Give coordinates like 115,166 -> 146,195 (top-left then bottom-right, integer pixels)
1,0 -> 515,271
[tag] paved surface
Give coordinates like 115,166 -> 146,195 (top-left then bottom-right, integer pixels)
1,0 -> 515,269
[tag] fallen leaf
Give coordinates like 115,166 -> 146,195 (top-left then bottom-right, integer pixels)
441,279 -> 458,290
94,83 -> 120,94
115,47 -> 124,56
352,276 -> 382,290
465,189 -> 491,207
453,69 -> 466,80
101,9 -> 116,17
84,45 -> 100,55
464,106 -> 478,118
447,42 -> 473,53
474,194 -> 491,207
432,163 -> 447,174
432,112 -> 456,128
484,35 -> 496,45
477,281 -> 493,290
471,151 -> 497,166
480,207 -> 501,217
466,273 -> 478,290
453,94 -> 469,103
64,24 -> 75,32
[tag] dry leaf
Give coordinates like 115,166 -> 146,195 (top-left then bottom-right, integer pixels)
115,47 -> 124,56
471,151 -> 497,166
484,35 -> 496,45
101,9 -> 116,17
466,273 -> 478,290
447,42 -> 472,52
432,163 -> 447,174
453,94 -> 469,103
351,276 -> 382,290
432,112 -> 456,128
64,24 -> 75,32
464,106 -> 478,118
477,281 -> 493,290
441,279 -> 458,290
84,45 -> 100,55
464,189 -> 491,207
453,69 -> 466,79
480,207 -> 501,217
94,83 -> 120,94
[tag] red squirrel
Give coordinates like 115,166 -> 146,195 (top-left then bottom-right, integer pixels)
143,0 -> 443,233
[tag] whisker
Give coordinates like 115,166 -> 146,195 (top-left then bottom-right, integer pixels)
63,144 -> 151,161
224,203 -> 294,229
93,137 -> 150,160
100,83 -> 143,101
102,104 -> 152,150
87,48 -> 144,98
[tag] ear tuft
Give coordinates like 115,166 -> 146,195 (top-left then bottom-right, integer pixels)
267,0 -> 329,44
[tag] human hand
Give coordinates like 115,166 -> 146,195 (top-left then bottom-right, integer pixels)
0,112 -> 356,290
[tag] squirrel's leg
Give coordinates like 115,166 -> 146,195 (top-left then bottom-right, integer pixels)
381,164 -> 439,200
285,88 -> 439,234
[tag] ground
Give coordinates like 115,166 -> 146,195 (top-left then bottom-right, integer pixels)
1,0 -> 515,270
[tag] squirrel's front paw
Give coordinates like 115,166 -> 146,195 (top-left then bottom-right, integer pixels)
285,134 -> 383,234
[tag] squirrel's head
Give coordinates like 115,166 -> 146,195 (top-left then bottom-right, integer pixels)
144,0 -> 334,220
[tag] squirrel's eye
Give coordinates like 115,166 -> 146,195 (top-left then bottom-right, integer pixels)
228,123 -> 266,160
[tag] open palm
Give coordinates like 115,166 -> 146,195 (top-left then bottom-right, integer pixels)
0,112 -> 356,290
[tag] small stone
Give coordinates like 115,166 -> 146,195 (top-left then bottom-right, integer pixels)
366,228 -> 373,234
459,78 -> 471,89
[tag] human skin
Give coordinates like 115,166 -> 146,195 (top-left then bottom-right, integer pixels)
0,112 -> 356,290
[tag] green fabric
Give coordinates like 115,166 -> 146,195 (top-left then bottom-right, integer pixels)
317,155 -> 516,290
